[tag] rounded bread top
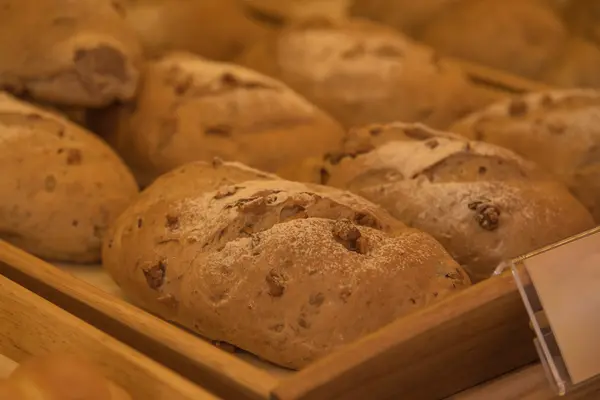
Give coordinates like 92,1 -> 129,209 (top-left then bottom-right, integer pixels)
320,122 -> 595,281
103,164 -> 469,368
93,52 -> 344,186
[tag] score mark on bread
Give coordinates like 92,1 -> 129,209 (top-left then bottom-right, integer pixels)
320,122 -> 595,282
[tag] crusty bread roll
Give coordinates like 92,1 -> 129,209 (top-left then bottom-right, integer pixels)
318,123 -> 595,282
418,0 -> 568,80
103,160 -> 470,368
0,0 -> 142,107
0,92 -> 138,263
0,354 -> 131,400
451,90 -> 600,222
120,0 -> 272,61
237,18 -> 499,130
88,52 -> 345,187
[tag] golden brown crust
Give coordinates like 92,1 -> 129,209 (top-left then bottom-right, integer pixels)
418,0 -> 567,79
103,161 -> 469,368
451,89 -> 600,221
236,18 -> 497,130
0,0 -> 142,107
88,52 -> 345,187
0,92 -> 138,262
121,0 -> 272,61
320,122 -> 595,282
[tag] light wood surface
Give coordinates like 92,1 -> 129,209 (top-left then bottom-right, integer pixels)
0,240 -> 279,400
0,274 -> 217,399
273,270 -> 537,400
0,354 -> 17,379
450,364 -> 600,400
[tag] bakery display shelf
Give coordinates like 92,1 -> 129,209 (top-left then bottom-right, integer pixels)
0,239 -> 540,400
448,363 -> 600,400
0,272 -> 218,400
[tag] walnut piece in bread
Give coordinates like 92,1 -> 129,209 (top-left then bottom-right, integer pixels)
0,354 -> 131,400
451,90 -> 600,222
88,52 -> 345,187
418,0 -> 567,80
237,18 -> 500,130
319,123 -> 595,282
103,160 -> 470,368
0,0 -> 142,107
0,92 -> 138,263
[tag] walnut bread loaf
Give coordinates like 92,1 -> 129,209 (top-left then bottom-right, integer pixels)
451,90 -> 600,222
237,18 -> 499,130
0,0 -> 142,107
102,160 -> 470,369
0,92 -> 138,263
88,52 -> 345,187
318,123 -> 595,282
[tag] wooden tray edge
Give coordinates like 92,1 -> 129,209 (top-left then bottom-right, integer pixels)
273,270 -> 537,400
0,274 -> 218,400
0,240 -> 278,400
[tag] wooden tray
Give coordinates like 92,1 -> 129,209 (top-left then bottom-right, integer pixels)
0,272 -> 217,400
449,363 -> 600,400
0,239 -> 538,400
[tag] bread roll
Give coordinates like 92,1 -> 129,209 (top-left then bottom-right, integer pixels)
418,0 -> 567,80
0,0 -> 142,107
237,18 -> 499,130
451,90 -> 600,222
103,160 -> 470,368
0,92 -> 138,262
318,123 -> 595,282
120,0 -> 272,61
0,354 -> 131,400
541,37 -> 600,89
88,52 -> 345,187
